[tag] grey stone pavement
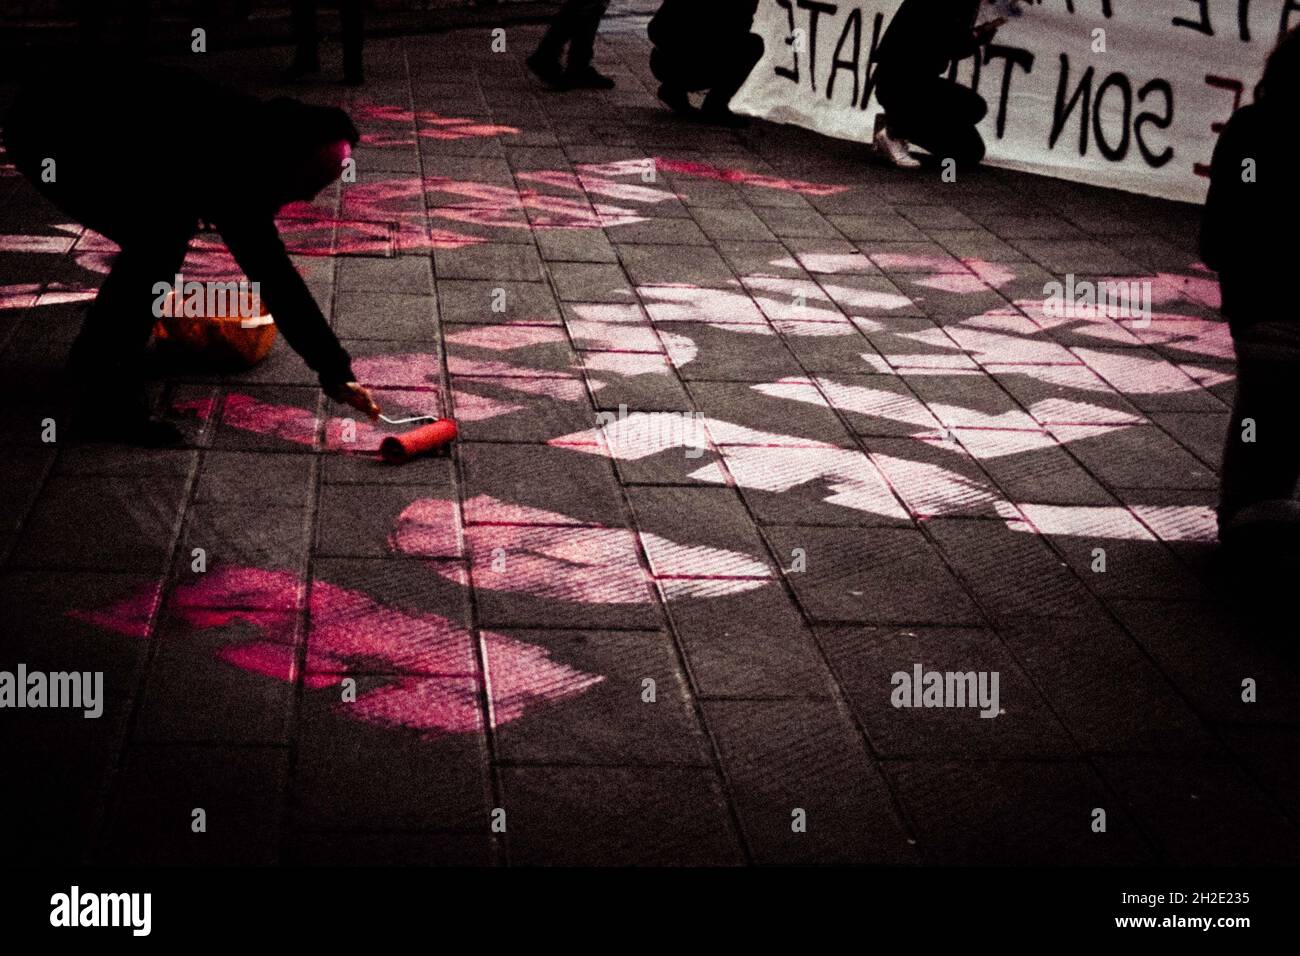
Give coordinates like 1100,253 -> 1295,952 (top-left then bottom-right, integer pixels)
1,20 -> 1299,867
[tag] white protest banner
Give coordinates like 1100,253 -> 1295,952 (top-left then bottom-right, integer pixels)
732,0 -> 1296,203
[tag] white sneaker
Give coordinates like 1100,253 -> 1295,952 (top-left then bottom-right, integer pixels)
873,126 -> 921,168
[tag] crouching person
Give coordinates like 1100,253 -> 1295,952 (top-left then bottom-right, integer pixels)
871,0 -> 1003,169
648,0 -> 763,128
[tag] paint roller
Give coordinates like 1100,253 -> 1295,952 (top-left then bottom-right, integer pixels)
377,414 -> 458,463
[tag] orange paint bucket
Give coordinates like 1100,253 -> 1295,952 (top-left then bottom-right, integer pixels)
153,288 -> 276,367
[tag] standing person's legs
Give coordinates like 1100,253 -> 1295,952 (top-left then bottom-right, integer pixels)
340,0 -> 364,84
565,0 -> 611,72
532,0 -> 613,88
532,0 -> 585,65
1218,353 -> 1300,532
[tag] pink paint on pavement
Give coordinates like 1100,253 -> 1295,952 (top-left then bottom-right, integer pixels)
912,273 -> 995,294
403,495 -> 770,601
352,352 -> 442,390
870,253 -> 969,274
518,170 -> 675,206
0,283 -> 40,311
579,352 -> 678,377
69,565 -> 603,739
0,234 -> 76,254
444,325 -> 568,350
173,391 -> 445,455
647,158 -> 850,196
388,497 -> 464,558
350,102 -> 519,142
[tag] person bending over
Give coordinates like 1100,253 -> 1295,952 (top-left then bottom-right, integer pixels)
1202,25 -> 1300,541
648,0 -> 763,128
871,0 -> 1003,168
4,57 -> 380,446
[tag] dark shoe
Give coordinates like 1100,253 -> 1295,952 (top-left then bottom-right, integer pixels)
657,84 -> 695,116
527,52 -> 566,88
563,65 -> 615,90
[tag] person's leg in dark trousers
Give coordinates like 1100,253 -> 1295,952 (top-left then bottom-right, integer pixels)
67,221 -> 194,443
700,33 -> 764,118
288,0 -> 321,77
1218,355 -> 1300,529
884,78 -> 987,166
529,0 -> 613,89
565,1 -> 610,74
533,0 -> 584,65
340,0 -> 364,85
70,231 -> 191,380
649,47 -> 698,114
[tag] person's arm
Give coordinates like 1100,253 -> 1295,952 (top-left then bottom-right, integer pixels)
949,3 -> 1000,61
219,214 -> 379,416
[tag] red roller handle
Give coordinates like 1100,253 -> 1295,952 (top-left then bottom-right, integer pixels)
379,418 -> 458,463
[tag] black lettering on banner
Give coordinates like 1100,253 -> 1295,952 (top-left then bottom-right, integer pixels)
1173,0 -> 1214,35
1233,0 -> 1297,41
858,12 -> 887,111
983,45 -> 1035,139
775,0 -> 799,83
1284,0 -> 1300,34
797,0 -> 838,93
827,8 -> 863,105
1092,72 -> 1132,160
1051,54 -> 1094,155
1059,0 -> 1114,17
1134,78 -> 1174,167
1193,75 -> 1245,176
